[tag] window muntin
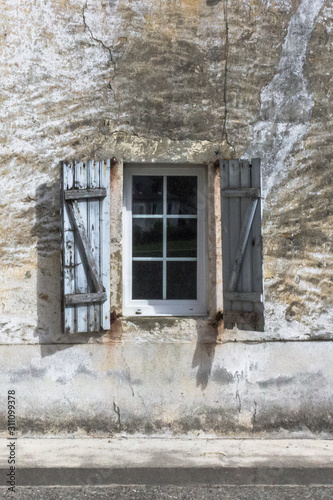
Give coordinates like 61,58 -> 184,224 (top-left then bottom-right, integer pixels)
123,165 -> 207,316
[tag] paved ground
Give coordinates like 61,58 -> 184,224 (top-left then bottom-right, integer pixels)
1,438 -> 333,494
1,438 -> 332,469
1,486 -> 333,499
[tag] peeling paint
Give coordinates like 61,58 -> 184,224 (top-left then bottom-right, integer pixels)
246,0 -> 325,194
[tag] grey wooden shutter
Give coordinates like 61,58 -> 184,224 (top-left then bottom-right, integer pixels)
61,160 -> 110,333
220,158 -> 264,331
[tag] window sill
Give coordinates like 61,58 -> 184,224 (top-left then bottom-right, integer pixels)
113,314 -> 217,344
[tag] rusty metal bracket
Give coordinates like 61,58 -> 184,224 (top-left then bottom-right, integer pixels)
110,157 -> 118,168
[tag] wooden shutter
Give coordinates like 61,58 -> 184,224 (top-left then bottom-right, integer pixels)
61,160 -> 110,333
220,158 -> 264,331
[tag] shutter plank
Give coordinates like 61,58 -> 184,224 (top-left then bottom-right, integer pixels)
63,163 -> 75,334
229,160 -> 242,320
100,160 -> 111,331
65,292 -> 107,305
225,291 -> 262,302
224,311 -> 262,326
220,160 -> 234,329
65,188 -> 106,200
251,158 -> 264,330
87,161 -> 101,332
221,188 -> 260,198
239,160 -> 253,330
74,161 -> 88,333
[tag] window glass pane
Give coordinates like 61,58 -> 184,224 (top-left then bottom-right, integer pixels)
167,261 -> 197,300
133,176 -> 163,214
133,218 -> 163,257
167,176 -> 197,215
167,219 -> 197,257
132,261 -> 163,299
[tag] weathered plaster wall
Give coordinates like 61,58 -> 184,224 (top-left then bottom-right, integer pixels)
2,342 -> 333,436
0,0 -> 332,435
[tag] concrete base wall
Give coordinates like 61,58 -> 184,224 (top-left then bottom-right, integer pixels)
1,341 -> 332,437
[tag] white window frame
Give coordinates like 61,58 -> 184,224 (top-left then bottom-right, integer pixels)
123,164 -> 208,317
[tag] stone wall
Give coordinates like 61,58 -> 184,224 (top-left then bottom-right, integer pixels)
0,0 -> 332,435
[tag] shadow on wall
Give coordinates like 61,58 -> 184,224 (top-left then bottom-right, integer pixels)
33,180 -> 106,357
33,181 -> 84,357
33,182 -> 65,355
192,329 -> 217,390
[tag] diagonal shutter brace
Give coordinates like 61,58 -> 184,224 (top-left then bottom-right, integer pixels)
65,200 -> 106,296
228,197 -> 258,292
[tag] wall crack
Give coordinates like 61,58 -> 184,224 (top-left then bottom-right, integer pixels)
113,400 -> 121,428
235,389 -> 242,413
82,0 -> 117,101
252,401 -> 257,431
222,0 -> 235,154
235,372 -> 242,413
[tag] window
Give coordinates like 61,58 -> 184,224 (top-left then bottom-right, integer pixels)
123,165 -> 207,316
60,158 -> 264,332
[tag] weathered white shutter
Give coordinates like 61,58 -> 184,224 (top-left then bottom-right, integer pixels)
61,160 -> 110,333
220,158 -> 264,331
